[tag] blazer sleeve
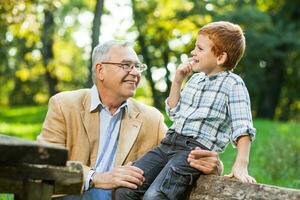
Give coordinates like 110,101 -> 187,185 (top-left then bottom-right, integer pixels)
37,95 -> 67,147
37,95 -> 91,191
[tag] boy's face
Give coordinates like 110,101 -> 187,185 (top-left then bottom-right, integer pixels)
191,34 -> 224,76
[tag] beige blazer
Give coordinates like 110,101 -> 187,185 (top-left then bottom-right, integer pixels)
37,89 -> 167,182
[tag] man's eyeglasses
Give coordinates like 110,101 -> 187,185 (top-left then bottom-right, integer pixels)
101,61 -> 147,73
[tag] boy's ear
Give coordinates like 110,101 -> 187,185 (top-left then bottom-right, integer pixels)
96,63 -> 105,81
217,52 -> 227,66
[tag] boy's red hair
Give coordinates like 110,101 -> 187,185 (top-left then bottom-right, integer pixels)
198,21 -> 245,70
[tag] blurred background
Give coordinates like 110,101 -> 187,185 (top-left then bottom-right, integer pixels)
0,0 -> 299,196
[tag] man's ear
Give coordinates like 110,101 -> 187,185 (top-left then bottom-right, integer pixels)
96,63 -> 104,81
217,52 -> 227,66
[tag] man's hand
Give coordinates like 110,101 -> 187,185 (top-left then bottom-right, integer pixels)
187,147 -> 223,175
93,162 -> 145,189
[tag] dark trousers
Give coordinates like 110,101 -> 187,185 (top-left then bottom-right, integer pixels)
115,132 -> 207,200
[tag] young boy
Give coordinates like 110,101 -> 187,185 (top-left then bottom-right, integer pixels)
116,21 -> 256,200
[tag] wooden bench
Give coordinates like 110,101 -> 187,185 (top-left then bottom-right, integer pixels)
0,134 -> 83,200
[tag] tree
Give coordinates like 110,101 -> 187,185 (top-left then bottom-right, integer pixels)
41,5 -> 58,96
87,0 -> 104,87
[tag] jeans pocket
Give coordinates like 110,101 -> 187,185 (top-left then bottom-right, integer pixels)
159,166 -> 193,199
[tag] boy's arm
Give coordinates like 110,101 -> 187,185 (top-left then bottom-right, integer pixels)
168,60 -> 194,108
225,135 -> 256,183
235,135 -> 251,167
226,81 -> 256,183
232,135 -> 255,180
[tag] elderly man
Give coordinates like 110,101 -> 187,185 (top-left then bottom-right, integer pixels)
37,40 -> 222,199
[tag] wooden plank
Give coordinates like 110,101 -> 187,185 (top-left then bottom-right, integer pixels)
0,162 -> 83,195
0,134 -> 67,166
14,181 -> 53,200
188,175 -> 300,200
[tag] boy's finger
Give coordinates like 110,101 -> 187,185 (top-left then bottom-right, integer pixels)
223,172 -> 233,179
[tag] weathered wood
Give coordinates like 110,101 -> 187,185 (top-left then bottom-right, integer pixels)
0,134 -> 67,166
188,175 -> 300,200
14,181 -> 53,200
0,161 -> 83,196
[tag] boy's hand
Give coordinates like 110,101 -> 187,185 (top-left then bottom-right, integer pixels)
174,59 -> 194,83
224,162 -> 256,183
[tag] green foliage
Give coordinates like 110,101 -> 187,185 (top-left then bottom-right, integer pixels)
131,0 -> 300,120
0,0 -> 299,120
0,0 -> 90,106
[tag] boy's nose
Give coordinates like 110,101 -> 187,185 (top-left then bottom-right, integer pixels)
191,49 -> 196,56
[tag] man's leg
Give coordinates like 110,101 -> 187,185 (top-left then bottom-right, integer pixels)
115,145 -> 168,200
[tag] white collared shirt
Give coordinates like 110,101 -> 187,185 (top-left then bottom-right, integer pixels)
84,85 -> 127,199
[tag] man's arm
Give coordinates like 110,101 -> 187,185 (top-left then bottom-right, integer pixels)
187,147 -> 223,175
37,96 -> 67,147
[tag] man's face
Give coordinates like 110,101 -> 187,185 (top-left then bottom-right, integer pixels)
98,45 -> 141,101
190,34 -> 222,76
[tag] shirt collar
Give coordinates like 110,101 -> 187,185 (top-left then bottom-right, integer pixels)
207,70 -> 229,81
90,85 -> 128,112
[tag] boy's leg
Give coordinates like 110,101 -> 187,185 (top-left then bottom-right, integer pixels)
115,145 -> 168,200
143,141 -> 202,199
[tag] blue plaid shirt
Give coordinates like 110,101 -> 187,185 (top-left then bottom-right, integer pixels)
166,71 -> 256,152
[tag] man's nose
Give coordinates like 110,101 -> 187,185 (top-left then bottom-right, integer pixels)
129,66 -> 140,75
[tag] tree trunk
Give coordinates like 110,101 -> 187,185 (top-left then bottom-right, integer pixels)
137,34 -> 163,110
257,56 -> 285,119
188,175 -> 300,200
86,0 -> 104,87
131,0 -> 163,110
41,9 -> 58,96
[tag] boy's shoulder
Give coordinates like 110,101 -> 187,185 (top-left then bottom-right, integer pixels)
224,71 -> 246,85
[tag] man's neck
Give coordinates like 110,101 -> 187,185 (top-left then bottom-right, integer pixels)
97,87 -> 126,114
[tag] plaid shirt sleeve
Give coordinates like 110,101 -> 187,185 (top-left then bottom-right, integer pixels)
228,81 -> 256,145
165,97 -> 180,121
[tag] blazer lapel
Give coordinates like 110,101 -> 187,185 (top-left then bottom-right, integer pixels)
80,92 -> 100,167
115,100 -> 142,167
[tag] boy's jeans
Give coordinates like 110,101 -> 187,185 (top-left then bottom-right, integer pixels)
115,131 -> 208,200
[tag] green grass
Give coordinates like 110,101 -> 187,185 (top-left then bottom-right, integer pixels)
0,195 -> 13,200
220,120 -> 300,189
0,106 -> 299,194
0,106 -> 47,140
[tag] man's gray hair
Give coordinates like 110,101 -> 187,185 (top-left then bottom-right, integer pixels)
91,40 -> 132,84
